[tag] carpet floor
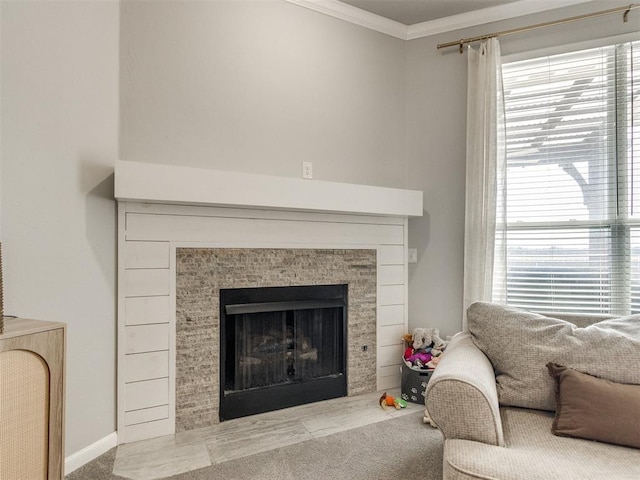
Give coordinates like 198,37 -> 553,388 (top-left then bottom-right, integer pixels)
66,412 -> 444,480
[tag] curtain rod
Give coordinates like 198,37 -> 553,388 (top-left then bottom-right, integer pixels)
437,3 -> 638,53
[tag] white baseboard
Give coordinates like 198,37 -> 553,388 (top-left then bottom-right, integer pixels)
65,431 -> 118,475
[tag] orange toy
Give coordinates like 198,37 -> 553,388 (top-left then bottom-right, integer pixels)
379,392 -> 407,410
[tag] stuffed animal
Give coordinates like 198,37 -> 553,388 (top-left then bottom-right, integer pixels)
403,328 -> 448,369
423,408 -> 437,427
431,345 -> 445,358
425,356 -> 441,369
379,392 -> 407,410
412,327 -> 446,350
405,350 -> 432,367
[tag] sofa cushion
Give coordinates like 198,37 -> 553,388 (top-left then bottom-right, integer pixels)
466,302 -> 640,411
444,407 -> 640,480
546,363 -> 640,449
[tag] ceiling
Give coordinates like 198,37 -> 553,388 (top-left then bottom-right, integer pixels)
339,0 -> 520,26
287,0 -> 595,40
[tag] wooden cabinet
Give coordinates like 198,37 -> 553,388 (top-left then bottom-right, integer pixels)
0,318 -> 66,480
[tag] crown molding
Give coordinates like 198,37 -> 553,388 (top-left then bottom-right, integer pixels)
284,0 -> 408,40
406,0 -> 596,40
285,0 -> 596,41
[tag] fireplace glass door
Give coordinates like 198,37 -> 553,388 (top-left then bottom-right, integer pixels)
220,285 -> 347,421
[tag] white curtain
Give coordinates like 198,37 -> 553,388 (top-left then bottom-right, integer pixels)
462,37 -> 507,329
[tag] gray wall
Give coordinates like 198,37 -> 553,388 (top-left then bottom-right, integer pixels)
120,0 -> 407,188
1,0 -> 639,457
0,0 -> 119,456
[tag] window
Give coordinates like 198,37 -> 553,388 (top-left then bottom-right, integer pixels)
499,41 -> 640,314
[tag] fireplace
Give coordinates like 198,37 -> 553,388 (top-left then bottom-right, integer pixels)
219,284 -> 348,420
174,248 -> 377,432
116,162 -> 419,443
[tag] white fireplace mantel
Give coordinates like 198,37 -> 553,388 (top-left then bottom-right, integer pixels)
114,160 -> 423,217
115,160 -> 422,445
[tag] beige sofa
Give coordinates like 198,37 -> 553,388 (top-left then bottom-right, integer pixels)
425,303 -> 640,480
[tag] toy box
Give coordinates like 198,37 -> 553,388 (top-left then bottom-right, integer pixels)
401,363 -> 433,404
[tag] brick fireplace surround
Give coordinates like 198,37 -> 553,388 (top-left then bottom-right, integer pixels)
175,248 -> 377,431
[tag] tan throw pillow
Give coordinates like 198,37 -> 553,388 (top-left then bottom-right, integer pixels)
546,363 -> 640,449
467,302 -> 640,411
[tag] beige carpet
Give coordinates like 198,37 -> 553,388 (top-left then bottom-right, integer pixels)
67,412 -> 444,480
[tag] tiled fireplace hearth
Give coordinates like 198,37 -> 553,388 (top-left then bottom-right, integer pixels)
175,248 -> 376,431
116,161 -> 422,444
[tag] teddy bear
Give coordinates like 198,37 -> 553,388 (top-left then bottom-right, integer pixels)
411,327 -> 446,350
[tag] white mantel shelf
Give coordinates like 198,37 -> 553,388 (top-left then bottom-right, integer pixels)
114,160 -> 423,217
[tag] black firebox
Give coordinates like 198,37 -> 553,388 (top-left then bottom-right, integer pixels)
219,284 -> 348,421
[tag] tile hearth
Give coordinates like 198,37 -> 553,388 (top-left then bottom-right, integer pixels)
113,390 -> 421,480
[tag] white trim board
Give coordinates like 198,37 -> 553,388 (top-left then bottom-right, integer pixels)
65,432 -> 117,475
285,0 -> 595,40
114,160 -> 423,218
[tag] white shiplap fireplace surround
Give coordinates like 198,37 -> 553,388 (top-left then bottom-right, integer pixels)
115,160 -> 423,444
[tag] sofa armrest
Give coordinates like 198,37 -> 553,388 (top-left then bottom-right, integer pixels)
425,331 -> 505,446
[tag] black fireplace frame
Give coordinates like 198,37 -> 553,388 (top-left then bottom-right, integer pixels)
219,284 -> 348,421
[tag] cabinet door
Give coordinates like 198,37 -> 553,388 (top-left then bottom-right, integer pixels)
0,350 -> 50,480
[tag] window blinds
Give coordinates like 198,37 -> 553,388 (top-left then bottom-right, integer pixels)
500,42 -> 639,314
